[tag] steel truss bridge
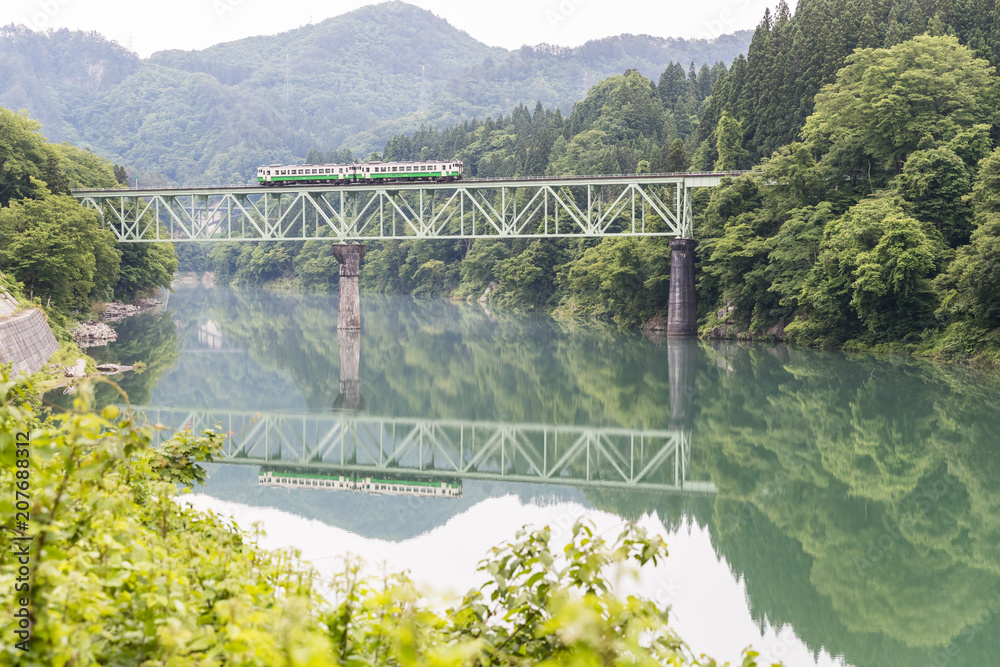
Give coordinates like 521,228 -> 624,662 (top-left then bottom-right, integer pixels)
128,406 -> 714,494
75,173 -> 739,243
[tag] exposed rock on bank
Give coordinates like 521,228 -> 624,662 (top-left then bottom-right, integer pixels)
710,310 -> 788,342
96,363 -> 134,375
62,359 -> 87,378
479,281 -> 498,304
642,315 -> 668,343
73,321 -> 118,347
101,298 -> 162,322
71,298 -> 163,347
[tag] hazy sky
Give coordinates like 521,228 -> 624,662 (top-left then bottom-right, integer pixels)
2,0 -> 791,58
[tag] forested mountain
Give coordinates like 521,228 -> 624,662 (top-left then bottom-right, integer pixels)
200,0 -> 1000,362
0,1 -> 750,185
0,25 -> 139,144
694,0 -> 1000,168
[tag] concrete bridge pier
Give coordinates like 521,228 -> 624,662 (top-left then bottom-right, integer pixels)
332,244 -> 366,330
667,238 -> 698,337
332,328 -> 365,413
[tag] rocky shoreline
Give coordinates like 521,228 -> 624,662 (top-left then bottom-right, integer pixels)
71,298 -> 163,347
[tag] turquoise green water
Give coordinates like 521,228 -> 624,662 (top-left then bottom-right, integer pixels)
52,285 -> 1000,667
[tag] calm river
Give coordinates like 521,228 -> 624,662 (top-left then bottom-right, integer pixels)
51,284 -> 1000,667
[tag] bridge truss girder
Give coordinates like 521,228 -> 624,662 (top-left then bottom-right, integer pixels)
77,174 -> 731,242
130,407 -> 712,494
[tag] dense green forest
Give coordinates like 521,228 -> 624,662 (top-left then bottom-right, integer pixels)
0,107 -> 177,334
0,1 -> 750,185
202,0 -> 1000,362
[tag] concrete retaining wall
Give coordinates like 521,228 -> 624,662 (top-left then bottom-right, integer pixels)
0,308 -> 59,375
0,291 -> 19,317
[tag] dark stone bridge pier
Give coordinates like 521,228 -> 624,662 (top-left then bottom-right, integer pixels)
332,244 -> 366,330
667,239 -> 698,337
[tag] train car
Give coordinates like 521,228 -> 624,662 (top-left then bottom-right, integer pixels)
257,160 -> 463,186
258,467 -> 463,498
256,163 -> 354,186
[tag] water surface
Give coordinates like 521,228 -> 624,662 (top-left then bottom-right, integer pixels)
52,285 -> 1000,667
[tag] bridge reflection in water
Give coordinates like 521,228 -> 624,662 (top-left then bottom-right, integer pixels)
128,407 -> 712,494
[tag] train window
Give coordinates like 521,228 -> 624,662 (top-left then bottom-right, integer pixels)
392,167 -> 397,172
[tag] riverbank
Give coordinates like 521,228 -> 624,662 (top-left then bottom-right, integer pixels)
184,265 -> 1000,369
704,307 -> 1000,369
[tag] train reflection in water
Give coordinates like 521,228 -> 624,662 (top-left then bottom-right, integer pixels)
258,466 -> 463,499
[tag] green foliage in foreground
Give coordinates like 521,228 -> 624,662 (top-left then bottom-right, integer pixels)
0,371 -> 769,666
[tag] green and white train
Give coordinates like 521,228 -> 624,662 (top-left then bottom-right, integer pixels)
258,468 -> 463,498
257,160 -> 464,186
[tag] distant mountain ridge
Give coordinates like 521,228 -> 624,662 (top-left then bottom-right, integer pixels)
0,1 -> 751,185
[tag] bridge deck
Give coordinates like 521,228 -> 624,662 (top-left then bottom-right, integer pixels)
75,172 -> 743,242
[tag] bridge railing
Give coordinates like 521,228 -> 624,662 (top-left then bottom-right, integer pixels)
126,406 -> 713,494
75,173 -> 742,243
